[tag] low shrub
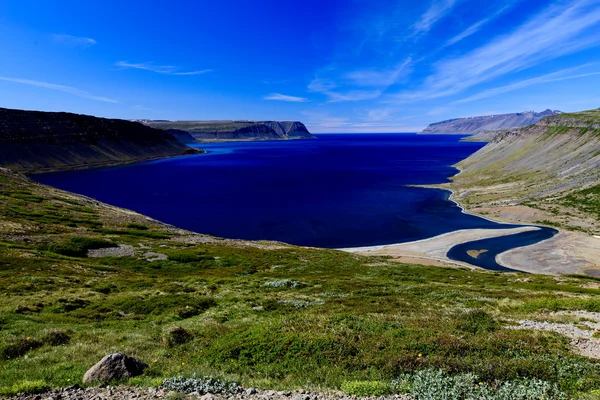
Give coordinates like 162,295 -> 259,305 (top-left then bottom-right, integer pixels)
393,369 -> 567,400
42,330 -> 71,346
2,337 -> 44,360
457,310 -> 498,334
164,326 -> 194,347
46,237 -> 117,257
168,251 -> 212,264
159,374 -> 241,394
341,380 -> 392,396
126,223 -> 149,230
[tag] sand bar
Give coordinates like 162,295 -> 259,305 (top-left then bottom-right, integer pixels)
341,226 -> 539,269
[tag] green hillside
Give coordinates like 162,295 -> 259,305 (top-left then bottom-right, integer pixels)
1,168 -> 600,398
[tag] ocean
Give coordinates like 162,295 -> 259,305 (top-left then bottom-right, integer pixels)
33,134 -> 513,249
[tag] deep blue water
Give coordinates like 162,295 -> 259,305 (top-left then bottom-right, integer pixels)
34,134 -> 518,249
447,227 -> 558,272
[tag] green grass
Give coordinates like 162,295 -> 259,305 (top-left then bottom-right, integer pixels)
1,169 -> 600,397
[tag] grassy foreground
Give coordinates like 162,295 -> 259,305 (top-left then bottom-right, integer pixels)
1,168 -> 600,397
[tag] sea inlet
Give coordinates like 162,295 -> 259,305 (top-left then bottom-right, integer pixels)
32,134 -> 556,270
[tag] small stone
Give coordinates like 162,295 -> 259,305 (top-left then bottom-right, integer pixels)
246,388 -> 258,395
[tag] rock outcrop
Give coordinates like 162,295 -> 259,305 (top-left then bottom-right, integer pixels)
421,109 -> 561,134
0,107 -> 202,173
145,120 -> 315,141
82,353 -> 148,383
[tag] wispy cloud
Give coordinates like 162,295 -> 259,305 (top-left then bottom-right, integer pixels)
412,0 -> 457,36
115,61 -> 212,76
52,34 -> 97,48
0,76 -> 118,103
343,59 -> 412,87
394,0 -> 600,102
308,59 -> 411,102
453,65 -> 600,104
263,93 -> 309,102
444,4 -> 513,47
307,77 -> 383,102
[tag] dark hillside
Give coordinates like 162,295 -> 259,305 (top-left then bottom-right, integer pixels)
0,107 -> 201,173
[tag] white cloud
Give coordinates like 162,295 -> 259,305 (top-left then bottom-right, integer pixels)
115,61 -> 212,76
412,0 -> 457,36
52,34 -> 97,48
394,0 -> 600,102
0,76 -> 118,103
263,93 -> 309,102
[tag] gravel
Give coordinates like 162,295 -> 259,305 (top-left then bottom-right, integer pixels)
507,310 -> 600,359
7,386 -> 414,400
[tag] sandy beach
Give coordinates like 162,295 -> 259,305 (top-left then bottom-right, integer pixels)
342,226 -> 539,269
342,181 -> 600,275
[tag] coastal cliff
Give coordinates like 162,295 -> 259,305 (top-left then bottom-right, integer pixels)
421,109 -> 561,134
450,108 -> 600,233
0,107 -> 201,174
145,120 -> 315,141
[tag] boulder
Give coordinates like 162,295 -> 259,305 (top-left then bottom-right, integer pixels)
82,353 -> 148,383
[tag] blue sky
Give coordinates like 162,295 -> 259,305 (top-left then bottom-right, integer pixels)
1,0 -> 600,132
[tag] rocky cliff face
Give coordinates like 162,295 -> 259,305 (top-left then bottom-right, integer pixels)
146,120 -> 315,141
0,108 -> 201,173
450,109 -> 600,232
165,129 -> 198,144
422,109 -> 561,134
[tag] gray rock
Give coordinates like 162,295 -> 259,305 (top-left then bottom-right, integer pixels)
82,353 -> 148,383
246,388 -> 258,395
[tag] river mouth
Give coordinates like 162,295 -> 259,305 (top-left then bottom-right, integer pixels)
446,226 -> 559,271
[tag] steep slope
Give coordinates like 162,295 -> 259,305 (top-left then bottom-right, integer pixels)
165,128 -> 198,144
146,120 -> 315,141
422,109 -> 561,134
450,109 -> 600,232
0,108 -> 201,173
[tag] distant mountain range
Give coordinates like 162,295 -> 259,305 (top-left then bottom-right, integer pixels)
144,120 -> 315,141
421,109 -> 562,134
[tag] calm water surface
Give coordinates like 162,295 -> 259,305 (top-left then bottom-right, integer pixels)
34,134 -> 519,249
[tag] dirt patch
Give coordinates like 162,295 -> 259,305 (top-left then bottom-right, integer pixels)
87,244 -> 136,258
507,311 -> 600,359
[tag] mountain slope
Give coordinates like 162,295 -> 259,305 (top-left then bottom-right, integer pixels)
0,107 -> 201,173
449,109 -> 600,232
422,109 -> 561,134
146,120 -> 315,141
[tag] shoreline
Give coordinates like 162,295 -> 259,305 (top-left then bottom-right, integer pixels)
342,164 -> 569,273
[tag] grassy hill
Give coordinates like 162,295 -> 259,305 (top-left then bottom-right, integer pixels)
450,109 -> 600,233
2,168 -> 600,398
0,108 -> 201,174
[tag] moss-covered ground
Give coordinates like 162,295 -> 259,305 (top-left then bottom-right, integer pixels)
1,169 -> 600,397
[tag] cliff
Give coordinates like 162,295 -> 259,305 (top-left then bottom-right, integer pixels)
449,108 -> 600,232
0,107 -> 201,174
165,129 -> 198,144
421,109 -> 561,134
145,120 -> 315,141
